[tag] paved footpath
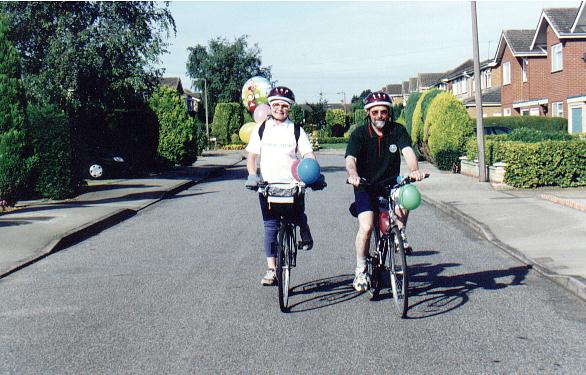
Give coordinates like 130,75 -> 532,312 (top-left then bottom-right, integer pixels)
1,149 -> 586,303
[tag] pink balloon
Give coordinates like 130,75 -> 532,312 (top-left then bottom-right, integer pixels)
290,159 -> 300,181
253,104 -> 271,123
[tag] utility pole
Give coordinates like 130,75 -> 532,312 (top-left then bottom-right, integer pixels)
193,78 -> 210,150
472,1 -> 487,182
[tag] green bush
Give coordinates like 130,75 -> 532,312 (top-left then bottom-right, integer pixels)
0,129 -> 37,204
473,116 -> 567,133
290,105 -> 305,125
149,86 -> 198,166
404,92 -> 422,138
353,109 -> 367,126
392,103 -> 404,122
410,91 -> 429,147
26,104 -> 76,199
211,102 -> 242,145
325,109 -> 346,137
318,136 -> 347,144
425,92 -> 473,170
507,127 -> 574,142
0,19 -> 26,133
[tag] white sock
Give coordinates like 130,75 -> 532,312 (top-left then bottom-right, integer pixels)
356,256 -> 367,273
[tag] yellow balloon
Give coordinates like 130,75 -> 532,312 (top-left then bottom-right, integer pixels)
239,122 -> 256,143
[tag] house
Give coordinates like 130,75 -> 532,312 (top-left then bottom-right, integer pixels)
434,58 -> 502,117
417,73 -> 445,92
496,2 -> 586,133
401,81 -> 410,104
382,83 -> 403,105
159,77 -> 200,114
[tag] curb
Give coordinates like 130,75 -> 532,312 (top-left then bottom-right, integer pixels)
421,194 -> 586,302
540,193 -> 586,213
0,157 -> 244,280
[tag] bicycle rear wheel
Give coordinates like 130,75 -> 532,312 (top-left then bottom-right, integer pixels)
276,225 -> 293,312
388,226 -> 408,318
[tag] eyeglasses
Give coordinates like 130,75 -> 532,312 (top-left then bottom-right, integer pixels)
370,109 -> 388,116
271,103 -> 290,110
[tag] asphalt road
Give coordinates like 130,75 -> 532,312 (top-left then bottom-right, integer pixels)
1,154 -> 586,374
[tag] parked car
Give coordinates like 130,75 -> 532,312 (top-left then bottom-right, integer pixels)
474,126 -> 512,135
81,149 -> 128,179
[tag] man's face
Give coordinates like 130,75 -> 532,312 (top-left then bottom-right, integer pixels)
270,101 -> 290,122
368,105 -> 390,128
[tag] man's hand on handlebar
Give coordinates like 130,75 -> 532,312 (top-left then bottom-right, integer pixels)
347,174 -> 361,187
409,170 -> 426,182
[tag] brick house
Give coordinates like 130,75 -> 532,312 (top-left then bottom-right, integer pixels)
401,81 -> 410,105
496,3 -> 586,133
159,77 -> 200,114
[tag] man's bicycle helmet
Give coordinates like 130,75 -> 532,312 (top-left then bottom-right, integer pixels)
363,91 -> 392,110
268,86 -> 295,105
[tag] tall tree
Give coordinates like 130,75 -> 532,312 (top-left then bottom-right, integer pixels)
306,92 -> 328,130
350,89 -> 372,112
186,35 -> 271,117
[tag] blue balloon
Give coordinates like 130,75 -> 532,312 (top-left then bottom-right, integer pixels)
297,158 -> 321,184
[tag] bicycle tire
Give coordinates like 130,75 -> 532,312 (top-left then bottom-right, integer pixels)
276,224 -> 292,312
389,226 -> 409,318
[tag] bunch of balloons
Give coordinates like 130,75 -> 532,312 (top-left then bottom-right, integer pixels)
239,76 -> 272,144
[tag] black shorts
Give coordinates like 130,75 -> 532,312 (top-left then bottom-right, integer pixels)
353,190 -> 379,215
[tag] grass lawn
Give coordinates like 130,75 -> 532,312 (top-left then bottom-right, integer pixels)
319,143 -> 347,149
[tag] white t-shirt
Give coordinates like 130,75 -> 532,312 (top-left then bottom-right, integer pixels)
246,118 -> 313,183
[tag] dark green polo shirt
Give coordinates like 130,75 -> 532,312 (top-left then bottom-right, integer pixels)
345,121 -> 412,191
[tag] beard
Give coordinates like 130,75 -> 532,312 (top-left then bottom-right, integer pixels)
373,120 -> 386,129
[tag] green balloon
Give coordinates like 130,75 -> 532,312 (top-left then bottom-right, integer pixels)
398,184 -> 421,210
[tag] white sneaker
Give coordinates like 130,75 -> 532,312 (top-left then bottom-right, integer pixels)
261,269 -> 277,286
353,268 -> 370,292
400,229 -> 413,255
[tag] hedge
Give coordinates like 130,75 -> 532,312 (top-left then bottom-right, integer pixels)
149,86 -> 198,166
353,109 -> 367,126
26,104 -> 76,199
425,92 -> 473,170
211,102 -> 243,145
404,92 -> 422,138
0,129 -> 37,205
473,116 -> 567,133
410,91 -> 430,147
319,136 -> 347,144
325,109 -> 346,137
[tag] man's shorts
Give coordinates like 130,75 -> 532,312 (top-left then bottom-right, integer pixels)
353,190 -> 378,216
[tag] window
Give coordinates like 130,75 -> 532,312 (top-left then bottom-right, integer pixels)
503,108 -> 512,116
551,43 -> 563,72
503,61 -> 511,85
530,108 -> 540,116
521,109 -> 530,116
552,102 -> 564,117
462,77 -> 467,94
522,59 -> 528,82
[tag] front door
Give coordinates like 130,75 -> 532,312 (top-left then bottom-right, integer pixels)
571,107 -> 583,133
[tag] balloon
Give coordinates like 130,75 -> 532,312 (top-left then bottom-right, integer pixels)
297,158 -> 320,184
241,76 -> 271,113
397,184 -> 421,210
290,159 -> 300,181
239,122 -> 256,144
253,104 -> 271,124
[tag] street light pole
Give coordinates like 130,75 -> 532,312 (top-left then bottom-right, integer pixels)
471,1 -> 487,182
336,91 -> 347,114
193,78 -> 210,150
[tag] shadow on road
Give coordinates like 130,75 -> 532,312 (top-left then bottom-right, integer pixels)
286,274 -> 361,313
406,261 -> 530,319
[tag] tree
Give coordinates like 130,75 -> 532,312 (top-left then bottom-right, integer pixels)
0,19 -> 36,204
186,35 -> 271,118
350,89 -> 372,112
290,104 -> 305,126
0,2 -> 175,162
306,92 -> 328,130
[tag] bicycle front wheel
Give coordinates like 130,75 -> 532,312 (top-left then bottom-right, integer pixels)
388,226 -> 408,318
276,225 -> 293,312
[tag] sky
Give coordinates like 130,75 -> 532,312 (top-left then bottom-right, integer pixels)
158,1 -> 579,104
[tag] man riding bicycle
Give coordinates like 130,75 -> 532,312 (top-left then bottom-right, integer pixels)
345,91 -> 425,292
245,86 -> 320,286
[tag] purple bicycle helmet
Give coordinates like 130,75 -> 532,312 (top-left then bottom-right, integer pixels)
364,91 -> 392,110
268,86 -> 295,106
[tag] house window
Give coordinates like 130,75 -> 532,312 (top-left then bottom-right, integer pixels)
552,102 -> 564,117
521,109 -> 530,116
503,61 -> 511,85
462,77 -> 467,94
551,43 -> 563,72
522,59 -> 528,82
503,108 -> 512,116
486,69 -> 492,88
530,108 -> 540,116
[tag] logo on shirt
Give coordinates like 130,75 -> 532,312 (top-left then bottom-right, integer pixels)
389,144 -> 398,153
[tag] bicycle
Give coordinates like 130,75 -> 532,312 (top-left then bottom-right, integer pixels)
256,181 -> 306,312
349,174 -> 428,318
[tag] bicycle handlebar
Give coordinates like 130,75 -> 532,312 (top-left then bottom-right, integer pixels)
346,173 -> 429,188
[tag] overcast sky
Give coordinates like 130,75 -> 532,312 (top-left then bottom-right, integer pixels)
159,1 -> 579,104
